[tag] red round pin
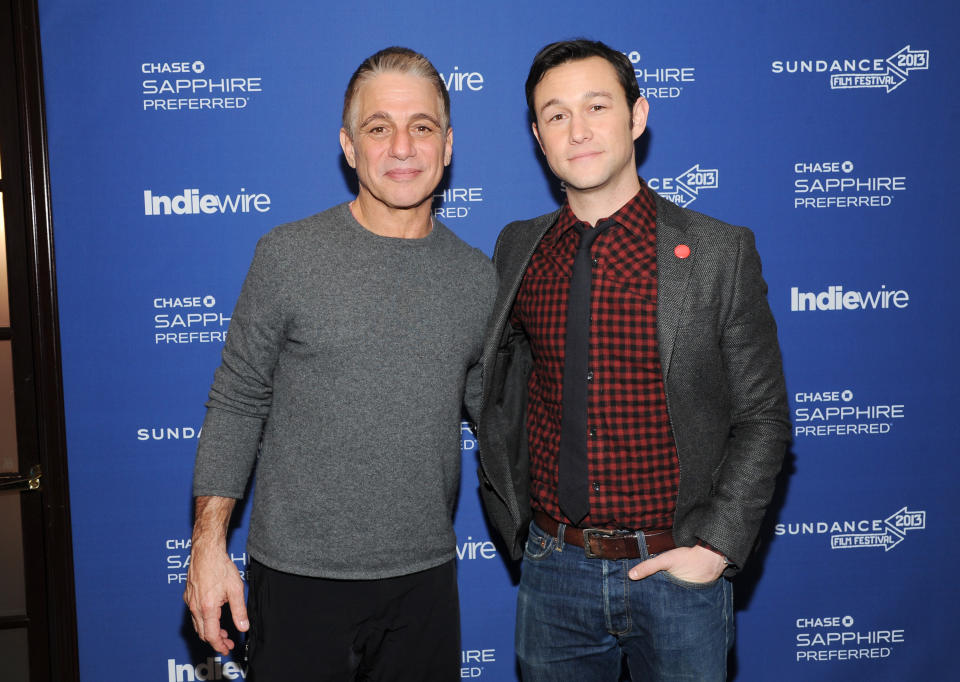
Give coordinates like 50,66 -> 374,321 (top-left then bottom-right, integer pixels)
674,244 -> 691,259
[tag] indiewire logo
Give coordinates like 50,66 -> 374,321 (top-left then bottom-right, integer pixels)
456,536 -> 497,560
144,188 -> 271,216
168,656 -> 245,681
790,285 -> 909,311
439,66 -> 484,92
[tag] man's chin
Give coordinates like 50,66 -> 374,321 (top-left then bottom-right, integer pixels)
360,188 -> 435,213
559,177 -> 608,194
384,196 -> 434,213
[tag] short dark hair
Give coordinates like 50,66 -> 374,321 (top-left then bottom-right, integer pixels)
342,46 -> 450,137
525,39 -> 641,122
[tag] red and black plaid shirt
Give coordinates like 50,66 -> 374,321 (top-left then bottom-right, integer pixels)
511,181 -> 679,530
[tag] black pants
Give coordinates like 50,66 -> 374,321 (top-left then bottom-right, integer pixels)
245,558 -> 460,681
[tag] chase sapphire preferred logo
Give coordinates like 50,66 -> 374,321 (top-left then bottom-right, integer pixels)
141,58 -> 263,111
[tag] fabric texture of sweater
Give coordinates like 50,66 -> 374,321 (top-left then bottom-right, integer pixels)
193,202 -> 497,579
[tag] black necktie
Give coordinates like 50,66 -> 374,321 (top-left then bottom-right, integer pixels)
558,218 -> 616,525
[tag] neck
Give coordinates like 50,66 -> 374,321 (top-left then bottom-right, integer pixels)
349,191 -> 434,239
566,172 -> 641,226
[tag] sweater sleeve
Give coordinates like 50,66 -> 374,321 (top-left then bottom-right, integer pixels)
463,251 -> 498,425
193,232 -> 288,498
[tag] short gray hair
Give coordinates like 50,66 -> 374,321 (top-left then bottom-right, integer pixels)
342,46 -> 450,137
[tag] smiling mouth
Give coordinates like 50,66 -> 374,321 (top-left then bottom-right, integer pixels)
386,168 -> 422,179
568,151 -> 601,162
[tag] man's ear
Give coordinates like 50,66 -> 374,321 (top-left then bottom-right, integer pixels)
531,121 -> 545,155
339,128 -> 357,168
443,126 -> 453,166
631,97 -> 649,140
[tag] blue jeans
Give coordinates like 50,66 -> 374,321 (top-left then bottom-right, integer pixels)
516,520 -> 734,681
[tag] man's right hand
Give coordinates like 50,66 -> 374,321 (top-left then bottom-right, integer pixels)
183,496 -> 249,655
184,545 -> 249,654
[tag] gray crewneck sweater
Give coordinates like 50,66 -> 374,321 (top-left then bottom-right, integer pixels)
193,202 -> 497,579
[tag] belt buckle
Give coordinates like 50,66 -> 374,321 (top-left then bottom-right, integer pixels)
582,527 -> 629,559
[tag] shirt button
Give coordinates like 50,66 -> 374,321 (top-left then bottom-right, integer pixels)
587,371 -> 594,381
592,482 -> 600,493
591,257 -> 599,267
588,428 -> 597,438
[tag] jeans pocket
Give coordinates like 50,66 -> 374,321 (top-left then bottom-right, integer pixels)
523,522 -> 557,560
658,569 -> 721,590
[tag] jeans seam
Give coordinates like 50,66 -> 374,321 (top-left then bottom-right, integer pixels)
602,559 -> 611,632
613,559 -> 632,636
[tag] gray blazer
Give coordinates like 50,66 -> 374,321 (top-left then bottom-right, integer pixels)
476,192 -> 790,575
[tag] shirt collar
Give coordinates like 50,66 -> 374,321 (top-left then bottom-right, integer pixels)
551,178 -> 657,246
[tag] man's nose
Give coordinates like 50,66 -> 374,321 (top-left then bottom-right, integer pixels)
569,114 -> 591,144
389,128 -> 415,159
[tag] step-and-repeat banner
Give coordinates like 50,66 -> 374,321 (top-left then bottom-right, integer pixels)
37,1 -> 957,679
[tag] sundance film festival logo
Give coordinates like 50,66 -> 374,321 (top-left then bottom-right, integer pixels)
137,425 -> 201,441
144,188 -> 271,216
776,506 -> 927,552
141,58 -> 263,111
624,50 -> 696,99
792,388 -> 905,438
771,45 -> 929,93
647,164 -> 717,207
794,614 -> 906,662
793,160 -> 907,209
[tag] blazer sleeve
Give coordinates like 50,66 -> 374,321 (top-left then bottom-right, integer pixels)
694,228 -> 791,570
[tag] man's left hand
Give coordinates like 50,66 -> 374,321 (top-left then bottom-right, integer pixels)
628,544 -> 726,583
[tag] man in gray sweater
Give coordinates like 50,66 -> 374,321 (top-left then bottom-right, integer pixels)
183,47 -> 496,681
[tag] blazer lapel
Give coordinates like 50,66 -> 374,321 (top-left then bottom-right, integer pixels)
504,211 -> 559,299
493,210 -> 560,338
481,210 -> 560,377
655,197 -> 697,378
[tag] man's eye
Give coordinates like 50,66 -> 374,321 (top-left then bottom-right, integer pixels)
548,113 -> 565,122
368,126 -> 387,135
413,125 -> 433,134
589,104 -> 606,112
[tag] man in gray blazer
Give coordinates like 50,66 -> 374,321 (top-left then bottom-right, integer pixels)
477,39 -> 790,680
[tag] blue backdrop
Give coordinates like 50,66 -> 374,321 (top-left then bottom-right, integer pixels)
37,1 -> 959,679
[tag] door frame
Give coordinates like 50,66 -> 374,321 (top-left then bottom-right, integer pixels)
1,0 -> 78,679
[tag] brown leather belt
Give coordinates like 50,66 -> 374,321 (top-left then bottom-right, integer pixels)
534,510 -> 675,559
